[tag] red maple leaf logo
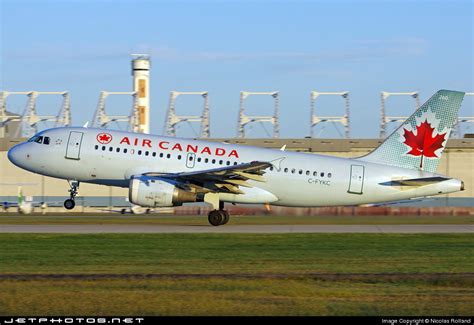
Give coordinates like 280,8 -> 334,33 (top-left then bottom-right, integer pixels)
96,133 -> 112,144
402,119 -> 446,168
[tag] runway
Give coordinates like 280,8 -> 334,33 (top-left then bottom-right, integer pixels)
1,224 -> 473,233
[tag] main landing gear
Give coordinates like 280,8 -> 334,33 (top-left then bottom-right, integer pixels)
208,209 -> 230,226
64,181 -> 79,210
207,201 -> 230,226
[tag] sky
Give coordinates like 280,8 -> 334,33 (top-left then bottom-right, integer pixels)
0,0 -> 473,138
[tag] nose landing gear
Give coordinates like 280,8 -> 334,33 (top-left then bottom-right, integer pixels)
64,181 -> 79,210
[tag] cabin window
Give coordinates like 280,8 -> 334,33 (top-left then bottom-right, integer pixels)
124,148 -> 128,154
160,153 -> 164,158
284,168 -> 288,173
313,171 -> 317,176
197,157 -> 201,162
109,147 -> 113,152
306,170 -> 310,176
226,161 -> 231,166
95,145 -> 98,150
328,173 -> 332,178
291,168 -> 295,174
234,162 -> 238,165
177,155 -> 182,160
145,151 -> 149,156
152,152 -> 156,157
138,150 -> 142,155
219,160 -> 223,165
102,146 -> 106,151
269,166 -> 274,171
167,154 -> 171,159
212,159 -> 216,164
298,169 -> 303,175
205,158 -> 209,163
116,147 -> 120,153
320,172 -> 325,177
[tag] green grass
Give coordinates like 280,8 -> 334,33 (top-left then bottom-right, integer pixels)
0,233 -> 473,315
1,277 -> 473,316
0,214 -> 473,225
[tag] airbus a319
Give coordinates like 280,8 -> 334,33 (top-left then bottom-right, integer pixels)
7,90 -> 466,225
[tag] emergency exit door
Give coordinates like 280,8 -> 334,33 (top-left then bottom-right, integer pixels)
348,164 -> 364,194
65,131 -> 84,160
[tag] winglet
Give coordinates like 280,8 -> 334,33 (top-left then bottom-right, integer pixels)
83,121 -> 89,128
280,145 -> 286,151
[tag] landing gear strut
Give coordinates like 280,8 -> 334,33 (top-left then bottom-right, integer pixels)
207,201 -> 230,226
203,193 -> 230,226
64,181 -> 79,210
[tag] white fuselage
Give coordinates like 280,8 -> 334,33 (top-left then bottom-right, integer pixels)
7,127 -> 463,207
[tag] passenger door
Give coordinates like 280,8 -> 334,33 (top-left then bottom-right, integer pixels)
348,164 -> 364,194
65,131 -> 84,160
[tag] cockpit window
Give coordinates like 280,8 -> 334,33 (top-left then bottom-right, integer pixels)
27,136 -> 50,145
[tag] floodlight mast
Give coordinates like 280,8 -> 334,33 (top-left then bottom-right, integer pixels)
310,91 -> 350,138
0,91 -> 71,137
0,91 -> 27,137
454,92 -> 474,138
164,91 -> 210,138
380,91 -> 420,138
91,91 -> 140,132
237,91 -> 280,138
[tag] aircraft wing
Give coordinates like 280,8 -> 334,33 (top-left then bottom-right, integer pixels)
143,161 -> 273,194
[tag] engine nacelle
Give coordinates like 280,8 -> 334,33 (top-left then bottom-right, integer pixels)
129,177 -> 197,207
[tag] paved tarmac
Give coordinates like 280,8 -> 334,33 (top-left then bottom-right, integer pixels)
1,224 -> 473,233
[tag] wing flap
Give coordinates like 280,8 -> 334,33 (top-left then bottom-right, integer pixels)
142,161 -> 272,194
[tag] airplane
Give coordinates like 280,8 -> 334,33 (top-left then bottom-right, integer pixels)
7,90 -> 466,226
0,186 -> 45,214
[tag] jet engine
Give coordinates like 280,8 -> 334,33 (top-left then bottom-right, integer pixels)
129,176 -> 197,207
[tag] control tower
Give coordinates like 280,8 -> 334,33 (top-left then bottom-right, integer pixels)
131,54 -> 150,133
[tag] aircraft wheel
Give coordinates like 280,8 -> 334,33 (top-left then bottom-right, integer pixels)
64,199 -> 75,210
121,209 -> 126,214
220,210 -> 230,225
208,210 -> 223,226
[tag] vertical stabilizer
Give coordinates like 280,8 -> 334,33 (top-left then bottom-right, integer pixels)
359,90 -> 465,173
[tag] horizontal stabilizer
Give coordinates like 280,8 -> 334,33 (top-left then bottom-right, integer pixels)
380,176 -> 451,187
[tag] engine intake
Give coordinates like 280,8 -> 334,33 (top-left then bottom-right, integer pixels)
129,176 -> 197,207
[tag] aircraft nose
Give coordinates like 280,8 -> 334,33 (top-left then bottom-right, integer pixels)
8,143 -> 27,168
